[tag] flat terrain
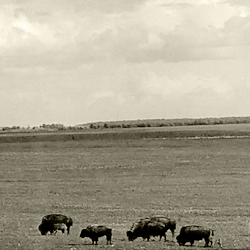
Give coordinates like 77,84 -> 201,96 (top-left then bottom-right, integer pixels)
1,125 -> 250,249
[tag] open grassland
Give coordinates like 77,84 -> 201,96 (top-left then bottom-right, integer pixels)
1,125 -> 250,250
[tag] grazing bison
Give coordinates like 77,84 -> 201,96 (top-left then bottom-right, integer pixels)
39,214 -> 73,235
127,217 -> 151,241
176,225 -> 214,247
142,221 -> 167,241
38,222 -> 67,235
80,225 -> 112,245
127,216 -> 176,242
150,216 -> 176,240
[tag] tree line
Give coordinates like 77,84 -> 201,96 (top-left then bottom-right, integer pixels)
1,117 -> 250,132
87,116 -> 250,129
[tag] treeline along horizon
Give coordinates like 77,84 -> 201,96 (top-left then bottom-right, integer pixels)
1,116 -> 250,132
86,116 -> 250,129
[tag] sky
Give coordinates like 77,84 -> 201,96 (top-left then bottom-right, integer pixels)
1,0 -> 250,127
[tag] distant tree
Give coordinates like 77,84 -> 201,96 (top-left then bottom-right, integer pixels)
137,123 -> 146,127
104,123 -> 109,129
174,122 -> 183,126
2,127 -> 10,131
11,126 -> 20,130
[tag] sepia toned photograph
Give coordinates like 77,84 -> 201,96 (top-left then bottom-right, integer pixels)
1,0 -> 250,249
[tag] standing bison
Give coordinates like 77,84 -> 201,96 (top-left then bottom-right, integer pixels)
176,225 -> 214,247
38,214 -> 73,235
80,225 -> 112,245
127,216 -> 176,242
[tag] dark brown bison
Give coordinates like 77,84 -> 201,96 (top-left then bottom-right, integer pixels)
127,216 -> 176,241
126,217 -> 151,241
39,214 -> 73,235
38,223 -> 67,235
141,221 -> 167,241
150,216 -> 176,240
176,225 -> 214,247
80,225 -> 112,245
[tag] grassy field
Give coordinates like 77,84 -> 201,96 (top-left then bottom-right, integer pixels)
1,125 -> 250,250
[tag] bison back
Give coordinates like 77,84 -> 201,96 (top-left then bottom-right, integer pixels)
180,225 -> 211,240
130,218 -> 151,232
150,216 -> 176,230
88,226 -> 111,235
42,214 -> 72,226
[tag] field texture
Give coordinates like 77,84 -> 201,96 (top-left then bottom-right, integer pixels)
1,126 -> 250,250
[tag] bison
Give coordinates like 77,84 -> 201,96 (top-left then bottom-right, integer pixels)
80,225 -> 112,245
127,217 -> 151,241
127,216 -> 176,242
176,225 -> 214,247
150,216 -> 176,240
141,221 -> 167,241
38,222 -> 67,235
38,214 -> 73,235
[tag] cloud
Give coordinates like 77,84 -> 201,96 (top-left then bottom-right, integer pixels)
0,0 -> 248,71
227,0 -> 250,7
1,0 -> 250,126
81,0 -> 146,13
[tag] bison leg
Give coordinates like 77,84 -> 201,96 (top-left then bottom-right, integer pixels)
218,238 -> 223,248
208,237 -> 214,247
92,237 -> 98,245
190,240 -> 194,246
159,234 -> 166,242
171,230 -> 175,239
205,237 -> 210,247
106,235 -> 112,245
204,237 -> 210,247
51,230 -> 57,235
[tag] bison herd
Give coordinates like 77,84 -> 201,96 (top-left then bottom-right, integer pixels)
38,213 -> 222,247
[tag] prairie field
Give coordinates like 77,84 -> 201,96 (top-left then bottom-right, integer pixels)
1,125 -> 250,250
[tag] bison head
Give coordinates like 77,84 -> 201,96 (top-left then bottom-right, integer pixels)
80,229 -> 88,238
38,223 -> 47,235
176,235 -> 184,246
126,231 -> 136,241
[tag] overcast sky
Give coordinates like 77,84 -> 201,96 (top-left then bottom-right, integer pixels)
1,0 -> 250,127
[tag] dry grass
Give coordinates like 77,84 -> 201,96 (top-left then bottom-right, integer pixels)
0,130 -> 250,249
